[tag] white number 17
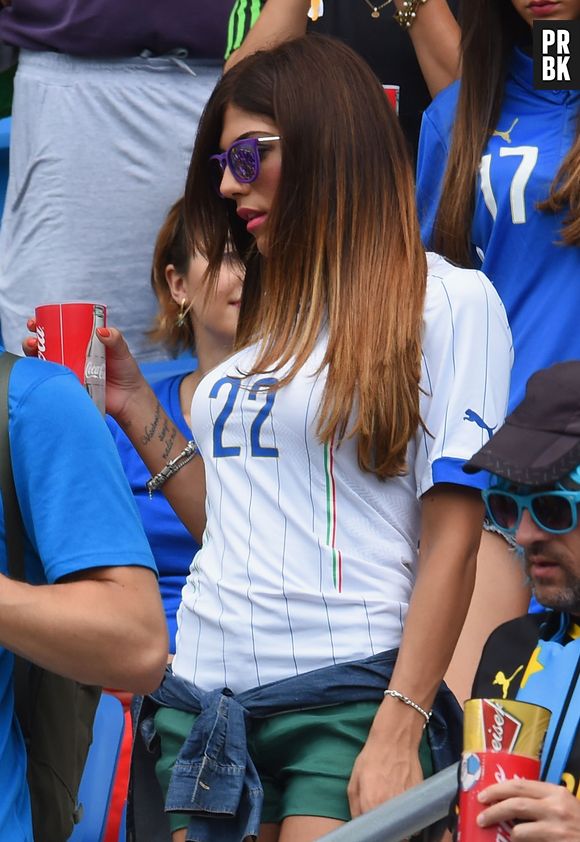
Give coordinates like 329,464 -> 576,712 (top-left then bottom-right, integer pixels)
479,146 -> 539,225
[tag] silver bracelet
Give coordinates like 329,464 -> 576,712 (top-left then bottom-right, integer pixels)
383,689 -> 432,728
146,440 -> 199,498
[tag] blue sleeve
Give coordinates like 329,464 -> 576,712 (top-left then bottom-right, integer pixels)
9,360 -> 157,584
416,89 -> 457,249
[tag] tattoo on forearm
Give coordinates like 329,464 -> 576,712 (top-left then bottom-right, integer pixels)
141,401 -> 178,459
162,427 -> 177,460
159,418 -> 170,443
142,401 -> 161,445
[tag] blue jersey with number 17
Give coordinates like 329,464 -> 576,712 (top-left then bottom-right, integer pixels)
417,48 -> 580,413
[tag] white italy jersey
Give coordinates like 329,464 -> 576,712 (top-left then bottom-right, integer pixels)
172,253 -> 513,692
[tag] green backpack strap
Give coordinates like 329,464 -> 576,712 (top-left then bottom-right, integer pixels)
0,350 -> 37,782
0,350 -> 25,581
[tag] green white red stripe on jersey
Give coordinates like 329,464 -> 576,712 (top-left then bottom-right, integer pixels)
324,434 -> 342,592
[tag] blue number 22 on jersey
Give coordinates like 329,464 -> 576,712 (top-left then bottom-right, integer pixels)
210,376 -> 279,458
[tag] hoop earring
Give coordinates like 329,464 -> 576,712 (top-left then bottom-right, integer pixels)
176,299 -> 190,328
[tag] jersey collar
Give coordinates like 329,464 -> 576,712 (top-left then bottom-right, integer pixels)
510,47 -> 580,106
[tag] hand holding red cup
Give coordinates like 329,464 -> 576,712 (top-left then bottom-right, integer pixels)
34,302 -> 107,414
457,699 -> 551,841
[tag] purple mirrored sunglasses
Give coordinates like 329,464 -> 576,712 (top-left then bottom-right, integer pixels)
209,136 -> 281,190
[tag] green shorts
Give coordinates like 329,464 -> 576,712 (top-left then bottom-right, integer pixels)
154,700 -> 434,832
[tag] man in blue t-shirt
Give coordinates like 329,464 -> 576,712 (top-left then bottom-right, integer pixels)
0,351 -> 167,840
462,361 -> 580,838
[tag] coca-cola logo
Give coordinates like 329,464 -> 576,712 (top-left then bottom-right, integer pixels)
481,700 -> 522,753
37,325 -> 47,361
84,362 -> 105,380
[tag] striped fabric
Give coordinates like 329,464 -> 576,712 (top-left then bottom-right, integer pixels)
225,0 -> 264,59
172,253 -> 513,693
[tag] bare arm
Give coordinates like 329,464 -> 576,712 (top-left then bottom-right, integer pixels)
394,0 -> 460,97
225,0 -> 310,71
225,0 -> 459,97
348,484 -> 483,815
0,566 -> 167,694
24,323 -> 207,543
97,328 -> 208,543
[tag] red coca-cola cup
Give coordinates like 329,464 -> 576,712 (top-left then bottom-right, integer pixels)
457,699 -> 551,842
35,302 -> 107,415
382,84 -> 400,114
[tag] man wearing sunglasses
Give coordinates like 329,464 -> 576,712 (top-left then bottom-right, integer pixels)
460,360 -> 580,840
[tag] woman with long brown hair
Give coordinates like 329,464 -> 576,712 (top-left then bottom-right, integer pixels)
418,0 -> 580,413
96,35 -> 511,842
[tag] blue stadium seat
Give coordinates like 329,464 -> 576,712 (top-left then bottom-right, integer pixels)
0,116 -> 10,222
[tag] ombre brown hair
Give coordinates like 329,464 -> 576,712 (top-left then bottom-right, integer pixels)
148,197 -> 196,354
434,0 -> 580,266
184,35 -> 427,479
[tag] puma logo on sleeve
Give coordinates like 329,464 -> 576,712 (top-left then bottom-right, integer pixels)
463,408 -> 498,440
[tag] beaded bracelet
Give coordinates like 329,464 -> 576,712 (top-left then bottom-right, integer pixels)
393,0 -> 429,29
146,440 -> 199,498
383,689 -> 432,728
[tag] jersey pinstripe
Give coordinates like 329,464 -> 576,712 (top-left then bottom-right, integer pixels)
172,253 -> 513,692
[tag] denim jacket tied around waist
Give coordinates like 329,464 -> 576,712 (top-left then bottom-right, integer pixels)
136,650 -> 463,842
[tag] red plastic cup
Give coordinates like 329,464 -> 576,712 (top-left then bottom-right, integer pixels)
383,84 -> 400,114
457,751 -> 540,841
457,699 -> 551,841
35,302 -> 107,414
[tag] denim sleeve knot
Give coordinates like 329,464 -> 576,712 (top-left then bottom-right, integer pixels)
133,653 -> 462,842
149,676 -> 263,842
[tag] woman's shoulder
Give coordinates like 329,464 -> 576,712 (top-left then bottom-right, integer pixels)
149,371 -> 189,401
421,79 -> 460,141
424,252 -> 509,323
195,344 -> 260,392
420,254 -> 513,415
